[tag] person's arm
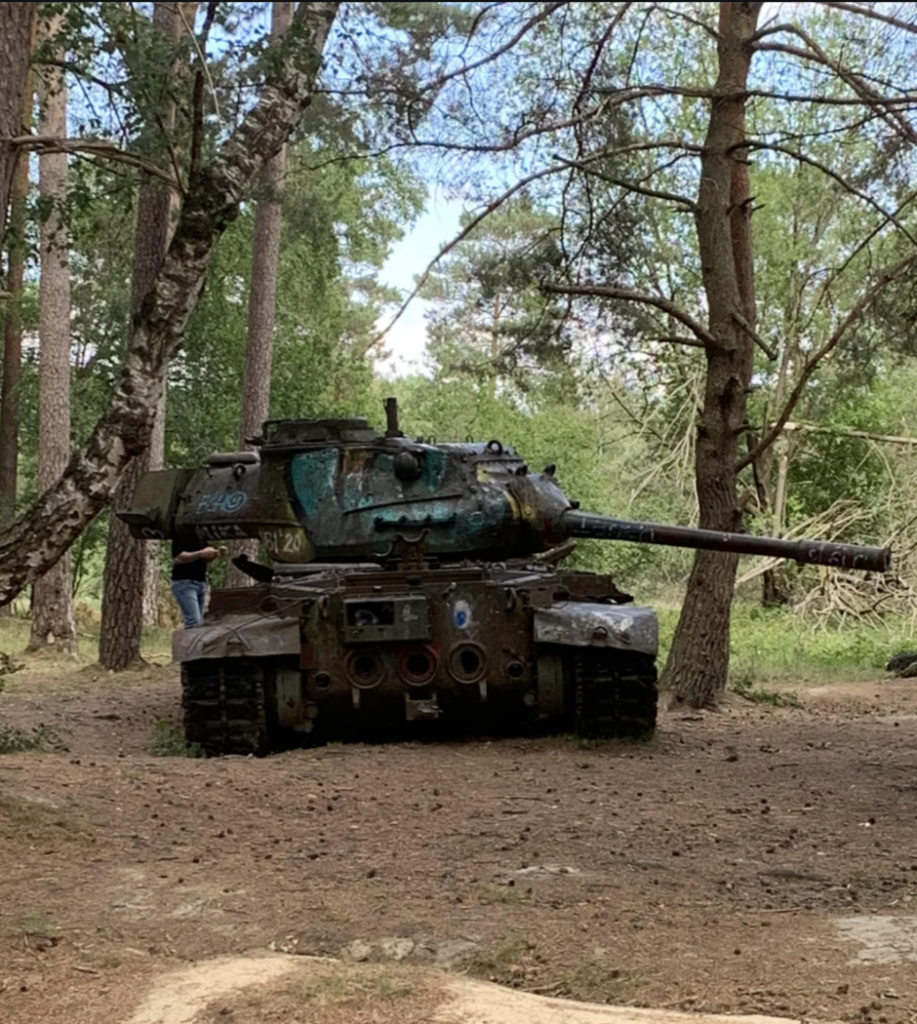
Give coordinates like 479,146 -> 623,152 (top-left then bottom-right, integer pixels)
173,546 -> 226,564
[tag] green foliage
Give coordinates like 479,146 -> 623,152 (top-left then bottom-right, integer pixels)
20,911 -> 59,938
656,603 -> 917,690
148,720 -> 203,758
731,675 -> 802,709
0,652 -> 24,692
0,722 -> 67,755
0,645 -> 64,753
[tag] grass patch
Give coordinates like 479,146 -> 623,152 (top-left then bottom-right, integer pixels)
149,719 -> 203,758
0,720 -> 68,754
657,602 -> 917,689
0,648 -> 68,752
466,937 -> 530,979
731,675 -> 802,708
475,884 -> 529,906
196,962 -> 442,1024
21,910 -> 59,938
559,961 -> 637,1002
0,614 -> 173,668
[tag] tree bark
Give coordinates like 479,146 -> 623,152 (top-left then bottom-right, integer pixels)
660,2 -> 763,709
29,18 -> 76,653
0,3 -> 34,252
99,1 -> 197,669
226,0 -> 294,590
0,114 -> 29,529
0,38 -> 33,619
140,387 -> 168,626
0,1 -> 340,608
0,4 -> 34,616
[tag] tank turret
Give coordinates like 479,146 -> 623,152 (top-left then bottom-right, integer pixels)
117,399 -> 891,573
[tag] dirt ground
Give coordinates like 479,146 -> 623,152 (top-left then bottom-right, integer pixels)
1,657 -> 917,1024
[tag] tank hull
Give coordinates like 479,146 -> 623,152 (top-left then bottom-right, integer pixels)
175,561 -> 659,755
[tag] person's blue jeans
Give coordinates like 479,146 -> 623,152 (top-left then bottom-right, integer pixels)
171,580 -> 208,628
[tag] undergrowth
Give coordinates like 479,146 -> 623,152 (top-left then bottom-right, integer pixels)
149,719 -> 204,758
657,602 -> 916,691
0,651 -> 67,752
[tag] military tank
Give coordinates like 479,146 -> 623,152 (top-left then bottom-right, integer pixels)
117,399 -> 891,755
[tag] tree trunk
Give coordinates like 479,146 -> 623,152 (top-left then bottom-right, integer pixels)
141,387 -> 168,626
0,3 -> 34,617
0,3 -> 34,252
0,50 -> 32,620
99,1 -> 197,669
226,0 -> 294,590
660,2 -> 763,709
29,20 -> 77,653
0,113 -> 29,525
0,1 -> 339,608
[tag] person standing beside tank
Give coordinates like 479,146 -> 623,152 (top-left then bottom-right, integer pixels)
171,541 -> 226,628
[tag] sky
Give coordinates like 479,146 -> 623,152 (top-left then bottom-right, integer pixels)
374,196 -> 464,378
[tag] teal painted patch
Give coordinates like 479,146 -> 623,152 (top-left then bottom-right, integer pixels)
291,450 -> 339,518
421,448 -> 447,490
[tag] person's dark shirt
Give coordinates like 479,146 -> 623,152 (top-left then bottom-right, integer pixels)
171,539 -> 208,582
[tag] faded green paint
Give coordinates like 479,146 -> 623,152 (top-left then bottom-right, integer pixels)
116,412 -> 891,574
291,449 -> 338,518
420,448 -> 447,490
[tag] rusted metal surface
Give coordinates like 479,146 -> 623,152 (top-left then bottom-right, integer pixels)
563,512 -> 891,572
117,411 -> 892,570
174,613 -> 301,662
117,400 -> 894,754
534,603 -> 658,657
176,557 -> 659,752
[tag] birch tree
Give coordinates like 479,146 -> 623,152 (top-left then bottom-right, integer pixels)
0,1 -> 341,606
99,1 -> 198,670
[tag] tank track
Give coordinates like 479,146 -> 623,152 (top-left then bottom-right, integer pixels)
182,659 -> 269,756
573,649 -> 658,738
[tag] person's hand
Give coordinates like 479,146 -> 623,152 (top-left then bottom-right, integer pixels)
217,545 -> 228,557
200,546 -> 220,562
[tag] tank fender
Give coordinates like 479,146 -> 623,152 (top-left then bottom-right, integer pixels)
534,603 -> 658,658
173,614 -> 301,663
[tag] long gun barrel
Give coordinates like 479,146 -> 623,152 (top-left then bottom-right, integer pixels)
560,511 -> 891,573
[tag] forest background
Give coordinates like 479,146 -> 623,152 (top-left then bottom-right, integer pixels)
2,0 -> 917,709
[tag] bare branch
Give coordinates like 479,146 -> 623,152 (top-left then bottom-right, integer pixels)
819,2 -> 917,35
738,253 -> 917,471
12,135 -> 181,187
180,1 -> 221,124
784,421 -> 917,446
419,1 -> 569,94
753,32 -> 917,145
542,281 -> 717,347
556,157 -> 697,210
573,3 -> 633,112
733,312 -> 777,361
745,141 -> 917,249
650,2 -> 721,42
371,139 -> 701,345
653,334 -> 707,349
33,58 -> 128,95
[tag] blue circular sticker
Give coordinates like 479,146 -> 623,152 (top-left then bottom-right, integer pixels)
454,600 -> 472,629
